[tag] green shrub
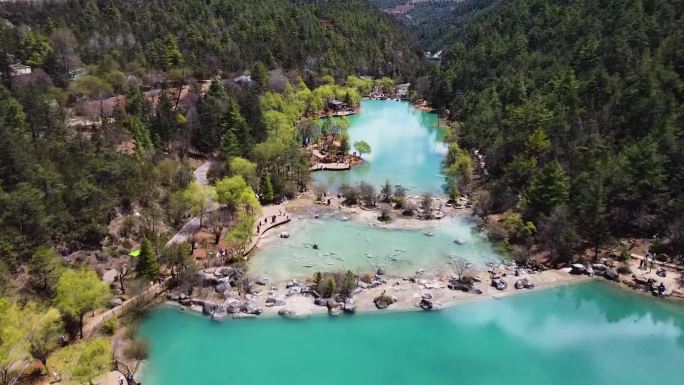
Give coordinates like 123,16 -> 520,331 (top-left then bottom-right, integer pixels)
618,249 -> 630,262
102,317 -> 118,335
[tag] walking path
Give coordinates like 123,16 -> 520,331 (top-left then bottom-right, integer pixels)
310,162 -> 350,171
166,161 -> 215,246
82,283 -> 163,338
243,205 -> 290,257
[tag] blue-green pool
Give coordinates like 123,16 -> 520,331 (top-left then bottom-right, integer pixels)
140,282 -> 684,385
313,99 -> 447,194
248,217 -> 500,280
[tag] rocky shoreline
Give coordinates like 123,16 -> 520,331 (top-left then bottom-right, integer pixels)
163,261 -> 598,321
163,193 -> 683,322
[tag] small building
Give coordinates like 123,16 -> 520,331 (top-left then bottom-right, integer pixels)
424,50 -> 444,63
328,99 -> 347,111
9,63 -> 31,76
233,75 -> 253,85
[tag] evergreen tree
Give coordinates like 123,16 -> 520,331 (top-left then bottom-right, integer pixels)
259,173 -> 274,204
136,237 -> 159,281
525,161 -> 570,216
219,129 -> 242,160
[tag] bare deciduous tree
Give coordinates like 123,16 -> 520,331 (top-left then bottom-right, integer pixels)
453,257 -> 471,282
206,210 -> 226,245
50,28 -> 81,78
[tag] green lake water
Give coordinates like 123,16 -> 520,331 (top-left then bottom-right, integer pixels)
312,99 -> 447,194
140,282 -> 684,385
247,216 -> 500,280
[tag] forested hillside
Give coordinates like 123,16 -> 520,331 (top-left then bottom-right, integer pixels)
0,0 -> 418,80
0,0 -> 416,274
370,0 -> 497,50
432,0 -> 683,260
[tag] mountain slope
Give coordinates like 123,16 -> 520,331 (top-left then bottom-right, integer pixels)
0,0 -> 418,78
433,0 -> 683,257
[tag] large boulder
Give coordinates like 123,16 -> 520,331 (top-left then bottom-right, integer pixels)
491,278 -> 507,291
419,297 -> 433,311
570,264 -> 587,275
514,278 -> 535,290
215,282 -> 229,294
373,294 -> 394,309
287,286 -> 302,296
265,296 -> 286,307
202,302 -> 218,315
343,298 -> 356,314
314,297 -> 329,307
211,305 -> 228,321
604,269 -> 619,281
109,297 -> 124,308
377,267 -> 386,275
241,302 -> 262,316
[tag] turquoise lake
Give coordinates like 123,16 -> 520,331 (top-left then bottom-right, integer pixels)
312,99 -> 447,194
140,282 -> 684,385
248,216 -> 501,280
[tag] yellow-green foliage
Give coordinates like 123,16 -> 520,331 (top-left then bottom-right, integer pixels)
48,337 -> 112,384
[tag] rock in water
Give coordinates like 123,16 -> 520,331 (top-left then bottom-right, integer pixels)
328,306 -> 342,316
211,305 -> 227,321
377,267 -> 386,275
280,231 -> 290,239
202,302 -> 217,315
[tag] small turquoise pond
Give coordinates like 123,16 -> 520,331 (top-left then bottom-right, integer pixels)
312,99 -> 447,194
140,282 -> 684,385
248,217 -> 500,280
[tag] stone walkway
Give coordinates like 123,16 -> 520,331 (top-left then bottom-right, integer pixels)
243,205 -> 290,257
310,162 -> 350,171
166,161 -> 216,246
82,283 -> 163,338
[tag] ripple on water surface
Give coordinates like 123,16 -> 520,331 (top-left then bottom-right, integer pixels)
247,217 -> 501,280
140,282 -> 684,385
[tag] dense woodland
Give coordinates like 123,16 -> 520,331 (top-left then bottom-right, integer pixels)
0,0 -> 683,382
429,0 -> 683,262
0,1 -> 415,381
0,0 -> 419,80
